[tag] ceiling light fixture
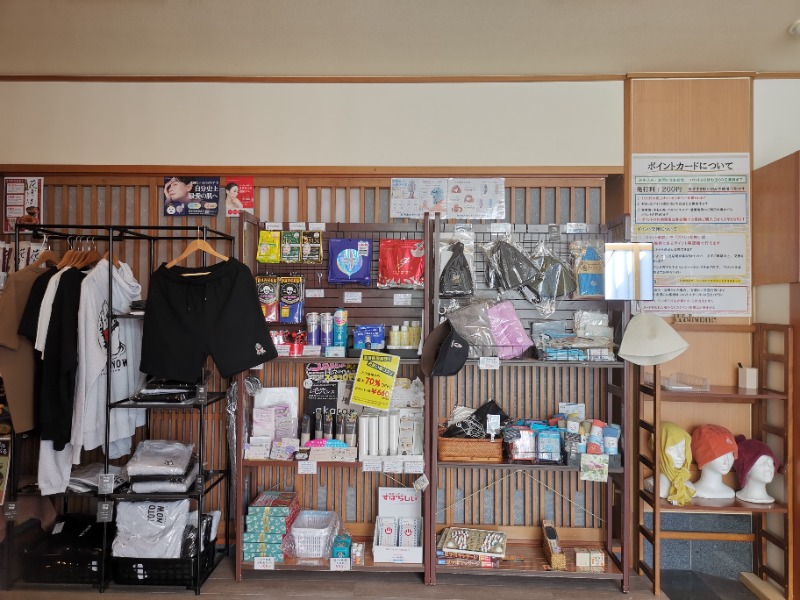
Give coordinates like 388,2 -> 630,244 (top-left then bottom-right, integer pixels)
789,19 -> 800,36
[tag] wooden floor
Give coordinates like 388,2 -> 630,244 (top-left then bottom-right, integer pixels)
3,557 -> 665,599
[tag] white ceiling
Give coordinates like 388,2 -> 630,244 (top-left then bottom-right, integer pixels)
2,0 -> 800,77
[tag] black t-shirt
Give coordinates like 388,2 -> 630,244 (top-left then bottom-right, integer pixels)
40,268 -> 86,450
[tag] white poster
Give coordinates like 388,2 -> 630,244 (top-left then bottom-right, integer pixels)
4,176 -> 43,234
631,154 -> 751,316
390,177 -> 505,220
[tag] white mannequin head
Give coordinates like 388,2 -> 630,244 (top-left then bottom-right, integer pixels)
702,451 -> 734,476
692,451 -> 736,499
665,439 -> 687,469
748,454 -> 776,484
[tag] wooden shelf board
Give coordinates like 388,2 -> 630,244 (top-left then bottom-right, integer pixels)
240,540 -> 424,573
658,496 -> 788,514
435,543 -> 622,578
437,461 -> 624,474
652,385 -> 787,402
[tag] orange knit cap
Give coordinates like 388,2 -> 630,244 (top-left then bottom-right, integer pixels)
691,424 -> 738,469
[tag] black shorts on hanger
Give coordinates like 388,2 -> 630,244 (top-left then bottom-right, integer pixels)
141,258 -> 277,383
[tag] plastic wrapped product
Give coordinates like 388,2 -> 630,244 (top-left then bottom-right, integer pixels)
125,440 -> 194,477
530,241 -> 576,316
328,238 -> 372,286
446,299 -> 497,358
256,231 -> 281,264
112,499 -> 190,558
301,231 -> 323,263
278,275 -> 304,324
256,274 -> 279,322
570,239 -> 604,297
439,225 -> 476,297
378,239 -> 425,289
487,300 -> 534,359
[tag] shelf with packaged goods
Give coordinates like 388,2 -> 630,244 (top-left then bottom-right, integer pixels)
240,538 -> 424,573
434,543 -> 624,579
233,212 -> 431,583
426,214 -> 632,590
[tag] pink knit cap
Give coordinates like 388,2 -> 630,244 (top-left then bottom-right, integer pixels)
733,434 -> 779,485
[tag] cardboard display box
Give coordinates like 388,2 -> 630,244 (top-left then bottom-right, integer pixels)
372,487 -> 423,564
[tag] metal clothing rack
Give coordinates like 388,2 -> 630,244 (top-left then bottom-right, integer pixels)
5,223 -> 234,593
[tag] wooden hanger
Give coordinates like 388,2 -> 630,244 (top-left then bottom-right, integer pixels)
75,248 -> 101,269
165,238 -> 229,270
102,250 -> 121,269
29,249 -> 60,269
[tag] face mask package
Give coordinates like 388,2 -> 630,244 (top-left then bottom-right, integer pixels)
256,231 -> 281,263
256,274 -> 279,322
378,239 -> 425,289
328,238 -> 372,286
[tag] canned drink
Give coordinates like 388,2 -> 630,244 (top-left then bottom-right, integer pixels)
320,312 -> 334,346
333,308 -> 348,346
306,312 -> 320,345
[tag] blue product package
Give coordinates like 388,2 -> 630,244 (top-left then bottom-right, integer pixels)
328,238 -> 372,286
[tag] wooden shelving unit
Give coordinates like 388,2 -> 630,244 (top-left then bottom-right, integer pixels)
635,323 -> 793,598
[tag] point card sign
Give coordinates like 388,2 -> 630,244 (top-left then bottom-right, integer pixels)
349,350 -> 400,411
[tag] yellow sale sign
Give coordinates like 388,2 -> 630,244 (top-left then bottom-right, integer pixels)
349,350 -> 400,411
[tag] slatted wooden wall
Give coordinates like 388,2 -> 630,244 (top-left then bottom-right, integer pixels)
2,171 -> 610,536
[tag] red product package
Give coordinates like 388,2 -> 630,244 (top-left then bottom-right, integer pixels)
378,239 -> 425,289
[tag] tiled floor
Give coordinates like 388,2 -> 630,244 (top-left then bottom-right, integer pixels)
3,557 -> 665,599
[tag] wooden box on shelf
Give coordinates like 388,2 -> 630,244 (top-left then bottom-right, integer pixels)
437,428 -> 503,464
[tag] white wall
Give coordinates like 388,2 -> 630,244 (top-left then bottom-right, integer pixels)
754,79 -> 800,169
0,81 -> 623,168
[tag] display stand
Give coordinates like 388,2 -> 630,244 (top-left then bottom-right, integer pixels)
425,215 -> 631,590
634,323 -> 793,598
233,212 -> 429,580
3,223 -> 233,594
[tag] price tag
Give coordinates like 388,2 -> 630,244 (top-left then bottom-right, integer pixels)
479,356 -> 500,370
330,558 -> 351,571
362,458 -> 383,472
344,291 -> 362,304
548,223 -> 561,241
565,222 -> 589,233
298,461 -> 318,475
196,384 -> 207,402
487,414 -> 501,436
305,288 -> 325,298
404,461 -> 425,474
393,293 -> 412,306
289,221 -> 306,231
383,458 -> 404,473
254,556 -> 276,570
308,222 -> 326,231
97,501 -> 113,523
244,445 -> 269,460
490,222 -> 512,234
302,345 -> 322,357
262,222 -> 282,231
324,346 -> 346,358
3,502 -> 17,521
98,473 -> 115,495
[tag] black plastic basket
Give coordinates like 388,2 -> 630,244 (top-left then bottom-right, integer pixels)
111,536 -> 215,588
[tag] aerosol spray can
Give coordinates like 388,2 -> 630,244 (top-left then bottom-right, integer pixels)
320,312 -> 334,346
306,312 -> 320,345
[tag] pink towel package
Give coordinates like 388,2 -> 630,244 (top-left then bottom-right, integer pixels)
487,300 -> 534,359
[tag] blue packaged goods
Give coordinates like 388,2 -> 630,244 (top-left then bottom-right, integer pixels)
247,490 -> 300,516
240,530 -> 286,544
328,238 -> 372,286
279,275 -> 304,324
353,324 -> 385,349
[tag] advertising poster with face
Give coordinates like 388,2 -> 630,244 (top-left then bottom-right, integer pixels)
224,176 -> 255,218
163,176 -> 220,217
4,176 -> 43,233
